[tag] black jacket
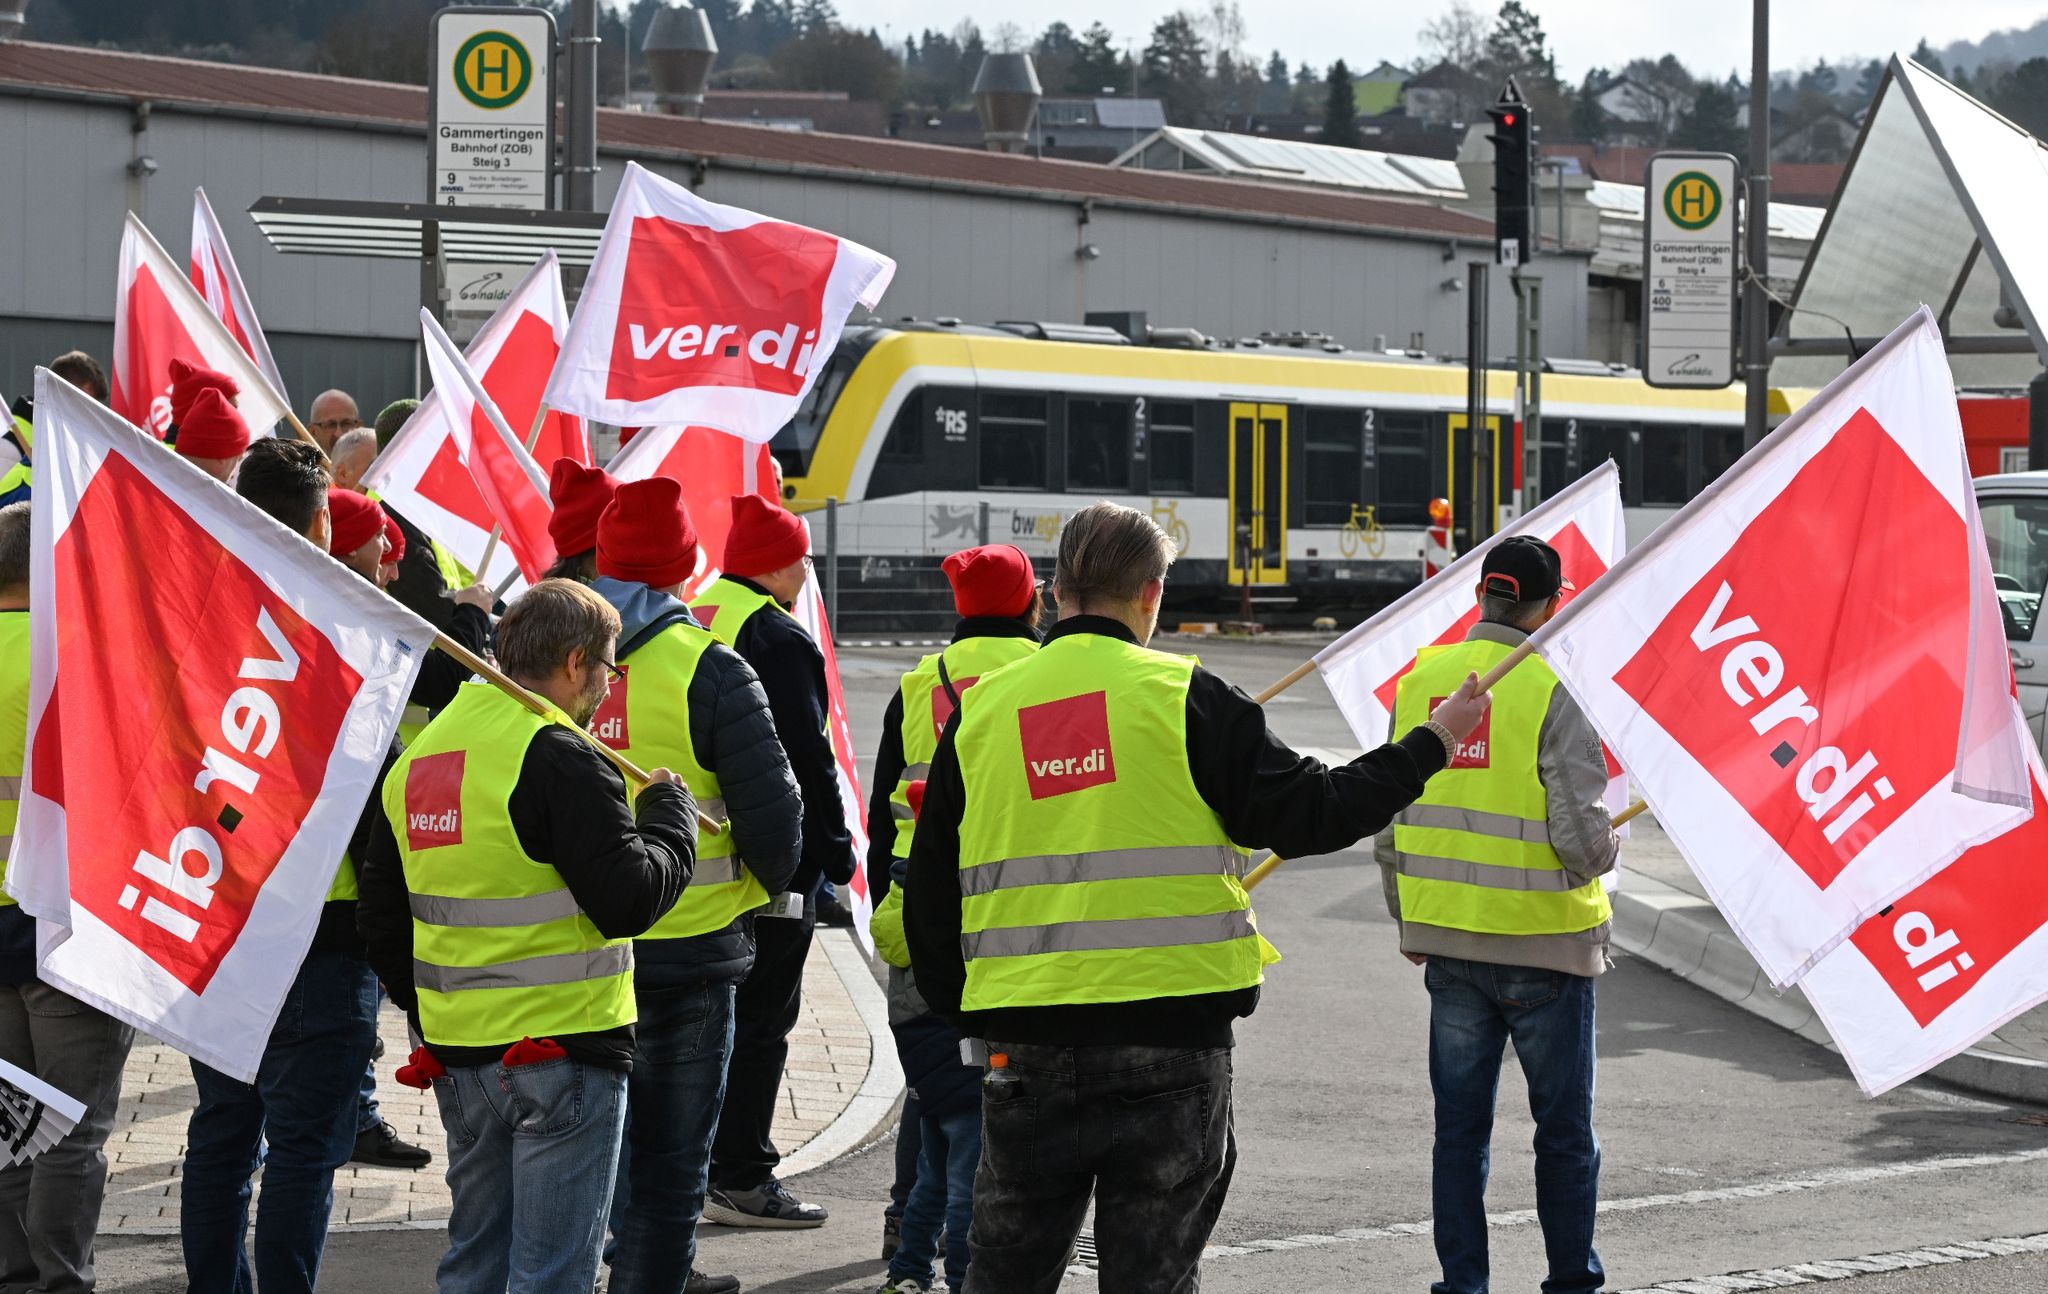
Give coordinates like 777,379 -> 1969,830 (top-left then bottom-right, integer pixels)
594,577 -> 803,987
725,577 -> 855,895
308,741 -> 402,958
382,504 -> 460,633
866,615 -> 1040,901
357,723 -> 696,1071
410,603 -> 491,717
903,615 -> 1448,1050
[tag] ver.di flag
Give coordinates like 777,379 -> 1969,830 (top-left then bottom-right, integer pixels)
365,252 -> 588,593
1528,308 -> 2034,987
189,187 -> 288,406
544,161 -> 895,442
418,309 -> 557,584
112,213 -> 290,440
1315,461 -> 1630,851
1801,756 -> 2048,1096
10,372 -> 428,1081
606,425 -> 777,600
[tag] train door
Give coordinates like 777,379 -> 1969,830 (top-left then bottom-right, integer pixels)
1445,412 -> 1504,553
1228,402 -> 1289,585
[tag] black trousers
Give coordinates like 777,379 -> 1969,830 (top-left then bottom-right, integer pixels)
708,914 -> 813,1191
964,1043 -> 1236,1294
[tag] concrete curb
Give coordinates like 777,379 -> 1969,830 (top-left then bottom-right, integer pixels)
1611,874 -> 2048,1106
781,928 -> 905,1180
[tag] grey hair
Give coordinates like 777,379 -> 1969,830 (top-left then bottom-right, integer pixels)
332,427 -> 379,463
1479,593 -> 1551,630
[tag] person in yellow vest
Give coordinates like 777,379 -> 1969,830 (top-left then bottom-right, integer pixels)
867,543 -> 1041,1266
356,579 -> 697,1294
903,501 -> 1488,1293
588,478 -> 802,1294
1378,535 -> 1618,1294
694,494 -> 855,1229
175,440 -> 390,1294
0,502 -> 137,1293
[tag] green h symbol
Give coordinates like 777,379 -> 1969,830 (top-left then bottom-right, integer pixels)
1678,183 -> 1708,220
474,42 -> 512,94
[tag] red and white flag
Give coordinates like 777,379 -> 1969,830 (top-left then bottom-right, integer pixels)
790,548 -> 874,955
544,161 -> 895,442
11,372 -> 427,1081
189,187 -> 288,405
1802,758 -> 2048,1095
418,309 -> 557,584
112,213 -> 290,440
1315,462 -> 1631,843
606,424 -> 776,600
363,252 -> 587,591
1528,308 -> 2034,987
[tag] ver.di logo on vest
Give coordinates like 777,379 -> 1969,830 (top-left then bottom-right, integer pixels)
1430,699 -> 1491,769
592,673 -> 631,746
1018,691 -> 1117,800
405,751 -> 466,850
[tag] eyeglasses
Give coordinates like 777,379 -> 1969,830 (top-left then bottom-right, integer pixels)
311,417 -> 362,434
594,657 -> 628,683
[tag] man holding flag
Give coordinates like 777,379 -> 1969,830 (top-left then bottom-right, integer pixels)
1379,535 -> 1618,1294
588,478 -> 801,1294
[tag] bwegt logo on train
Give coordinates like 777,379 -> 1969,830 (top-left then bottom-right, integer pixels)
1018,691 -> 1117,800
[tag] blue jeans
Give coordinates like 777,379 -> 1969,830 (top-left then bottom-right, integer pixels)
358,983 -> 386,1134
434,1055 -> 628,1294
607,979 -> 737,1292
891,1104 -> 980,1291
180,950 -> 379,1294
1425,956 -> 1602,1294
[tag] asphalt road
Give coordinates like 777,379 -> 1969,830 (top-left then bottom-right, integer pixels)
93,633 -> 2048,1293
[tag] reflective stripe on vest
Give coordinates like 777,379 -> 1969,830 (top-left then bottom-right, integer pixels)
891,635 -> 1039,858
0,616 -> 26,906
952,634 -> 1274,1012
1390,637 -> 1612,936
382,682 -> 636,1048
603,620 -> 770,940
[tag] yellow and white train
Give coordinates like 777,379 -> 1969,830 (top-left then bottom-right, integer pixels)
775,320 -> 1808,625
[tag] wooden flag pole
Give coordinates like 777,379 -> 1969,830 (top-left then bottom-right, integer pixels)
429,630 -> 722,836
283,411 -> 330,464
1251,631 -> 1536,708
1243,799 -> 1648,893
468,403 -> 552,589
1252,659 -> 1318,705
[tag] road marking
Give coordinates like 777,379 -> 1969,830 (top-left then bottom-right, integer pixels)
1616,1231 -> 2048,1291
1200,1146 -> 2048,1261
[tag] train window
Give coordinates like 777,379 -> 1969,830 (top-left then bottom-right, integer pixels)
1067,398 -> 1132,492
1148,400 -> 1197,494
1304,408 -> 1363,526
770,352 -> 852,478
1979,496 -> 2048,640
1376,411 -> 1431,526
1641,424 -> 1689,504
1579,421 -> 1632,496
880,390 -> 923,459
1537,419 -> 1572,497
978,391 -> 1048,490
1701,426 -> 1744,487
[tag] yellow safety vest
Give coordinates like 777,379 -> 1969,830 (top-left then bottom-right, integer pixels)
381,682 -> 636,1048
0,613 -> 26,905
602,620 -> 771,940
1390,638 -> 1612,937
870,632 -> 1040,969
951,633 -> 1274,1012
688,577 -> 783,648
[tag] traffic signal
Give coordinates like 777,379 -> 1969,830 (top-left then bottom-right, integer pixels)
1487,79 -> 1533,266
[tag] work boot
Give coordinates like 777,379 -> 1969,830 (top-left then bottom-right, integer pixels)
882,1211 -> 902,1260
816,893 -> 856,928
350,1120 -> 433,1169
684,1272 -> 741,1294
875,1280 -> 929,1294
703,1178 -> 829,1229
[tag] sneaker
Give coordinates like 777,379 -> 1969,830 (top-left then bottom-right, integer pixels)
702,1178 -> 829,1229
350,1120 -> 432,1170
882,1211 -> 902,1260
683,1272 -> 741,1294
817,895 -> 856,928
876,1280 -> 929,1294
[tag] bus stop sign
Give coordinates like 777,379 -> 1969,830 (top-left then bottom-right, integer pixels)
1643,152 -> 1739,389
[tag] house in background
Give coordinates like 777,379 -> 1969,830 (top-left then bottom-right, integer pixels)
1403,61 -> 1486,126
1352,60 -> 1410,116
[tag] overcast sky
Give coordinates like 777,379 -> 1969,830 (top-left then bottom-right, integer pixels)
821,1 -> 2048,81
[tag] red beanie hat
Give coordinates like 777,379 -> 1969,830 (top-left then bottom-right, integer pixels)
942,544 -> 1035,620
173,387 -> 252,461
327,488 -> 386,557
597,477 -> 700,589
168,357 -> 239,429
548,457 -> 618,555
381,512 -> 406,563
721,494 -> 808,577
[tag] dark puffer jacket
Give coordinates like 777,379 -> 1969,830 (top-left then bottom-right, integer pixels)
594,577 -> 803,988
885,859 -> 980,1122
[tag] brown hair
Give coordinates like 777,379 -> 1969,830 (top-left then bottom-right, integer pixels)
1054,501 -> 1176,608
0,502 -> 28,591
49,351 -> 108,403
495,578 -> 620,682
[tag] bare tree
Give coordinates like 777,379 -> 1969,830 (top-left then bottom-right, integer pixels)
989,21 -> 1027,55
1419,1 -> 1488,70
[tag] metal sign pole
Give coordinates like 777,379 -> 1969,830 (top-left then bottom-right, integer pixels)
1466,261 -> 1491,547
1743,0 -> 1772,446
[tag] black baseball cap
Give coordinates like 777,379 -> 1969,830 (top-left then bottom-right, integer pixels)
1480,536 -> 1572,602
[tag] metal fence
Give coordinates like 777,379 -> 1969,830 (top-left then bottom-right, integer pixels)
817,499 -> 1053,639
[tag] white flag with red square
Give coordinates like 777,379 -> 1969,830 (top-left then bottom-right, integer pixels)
10,372 -> 428,1081
188,187 -> 289,407
1528,308 -> 2034,987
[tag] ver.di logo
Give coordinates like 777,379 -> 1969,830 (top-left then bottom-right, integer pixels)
1663,170 -> 1723,231
453,31 -> 533,110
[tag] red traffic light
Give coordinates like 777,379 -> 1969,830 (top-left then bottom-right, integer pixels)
1502,112 -> 1517,126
